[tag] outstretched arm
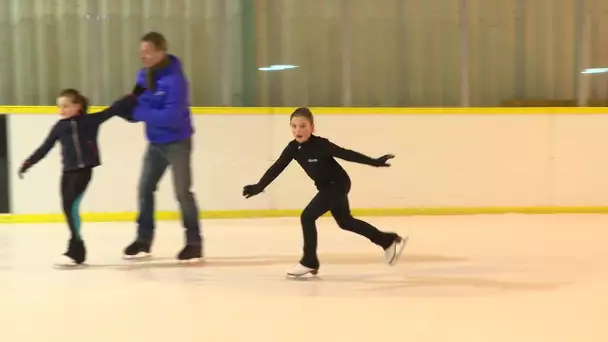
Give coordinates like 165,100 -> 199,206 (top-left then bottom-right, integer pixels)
243,143 -> 295,198
88,94 -> 140,125
19,124 -> 60,176
323,139 -> 393,166
257,143 -> 295,189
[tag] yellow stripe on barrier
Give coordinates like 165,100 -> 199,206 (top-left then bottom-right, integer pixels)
1,206 -> 608,223
1,106 -> 608,115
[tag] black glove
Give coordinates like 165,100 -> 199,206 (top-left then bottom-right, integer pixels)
242,184 -> 263,198
132,83 -> 146,97
116,94 -> 139,122
374,154 -> 395,167
18,162 -> 31,179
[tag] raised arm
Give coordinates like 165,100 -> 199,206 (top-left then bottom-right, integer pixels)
243,143 -> 295,198
322,138 -> 394,167
19,124 -> 60,177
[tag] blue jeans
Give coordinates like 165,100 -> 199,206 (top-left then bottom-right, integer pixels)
136,137 -> 202,246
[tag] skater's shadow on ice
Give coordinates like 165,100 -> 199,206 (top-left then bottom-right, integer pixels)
76,255 -> 567,293
89,253 -> 469,270
291,270 -> 566,294
330,275 -> 567,293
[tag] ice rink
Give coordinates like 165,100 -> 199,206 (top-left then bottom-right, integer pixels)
0,214 -> 606,341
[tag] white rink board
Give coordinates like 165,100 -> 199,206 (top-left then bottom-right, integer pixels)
8,112 -> 608,215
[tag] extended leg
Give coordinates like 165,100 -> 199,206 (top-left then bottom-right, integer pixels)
330,194 -> 395,248
331,193 -> 407,266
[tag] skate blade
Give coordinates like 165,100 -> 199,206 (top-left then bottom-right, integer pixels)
286,269 -> 319,278
178,258 -> 203,264
123,253 -> 152,261
54,263 -> 87,270
389,236 -> 408,266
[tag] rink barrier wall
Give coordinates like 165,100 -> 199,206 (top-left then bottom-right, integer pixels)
3,105 -> 608,224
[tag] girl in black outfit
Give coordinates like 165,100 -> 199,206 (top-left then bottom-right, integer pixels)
18,87 -> 143,267
243,107 -> 407,277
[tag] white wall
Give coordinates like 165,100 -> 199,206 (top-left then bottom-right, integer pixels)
8,112 -> 608,215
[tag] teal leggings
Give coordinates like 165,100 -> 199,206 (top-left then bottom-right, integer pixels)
61,168 -> 92,240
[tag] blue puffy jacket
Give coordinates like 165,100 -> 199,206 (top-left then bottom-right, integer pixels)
133,54 -> 194,144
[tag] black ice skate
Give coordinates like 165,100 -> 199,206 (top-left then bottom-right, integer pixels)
123,240 -> 151,260
177,244 -> 202,263
55,238 -> 86,268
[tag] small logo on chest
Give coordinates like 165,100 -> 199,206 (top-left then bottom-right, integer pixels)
308,158 -> 318,163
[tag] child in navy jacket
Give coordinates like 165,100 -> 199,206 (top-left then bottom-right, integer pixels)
18,86 -> 144,267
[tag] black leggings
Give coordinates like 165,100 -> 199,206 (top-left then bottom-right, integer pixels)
61,168 -> 92,240
299,182 -> 395,269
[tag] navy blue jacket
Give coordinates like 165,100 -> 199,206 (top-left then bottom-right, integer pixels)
20,95 -> 138,173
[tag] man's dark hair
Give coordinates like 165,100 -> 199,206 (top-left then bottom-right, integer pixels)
141,32 -> 167,51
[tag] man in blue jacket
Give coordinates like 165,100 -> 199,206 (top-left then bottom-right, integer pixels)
123,32 -> 202,262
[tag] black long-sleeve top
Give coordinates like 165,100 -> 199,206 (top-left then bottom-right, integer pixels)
21,95 -> 138,173
256,134 -> 382,190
